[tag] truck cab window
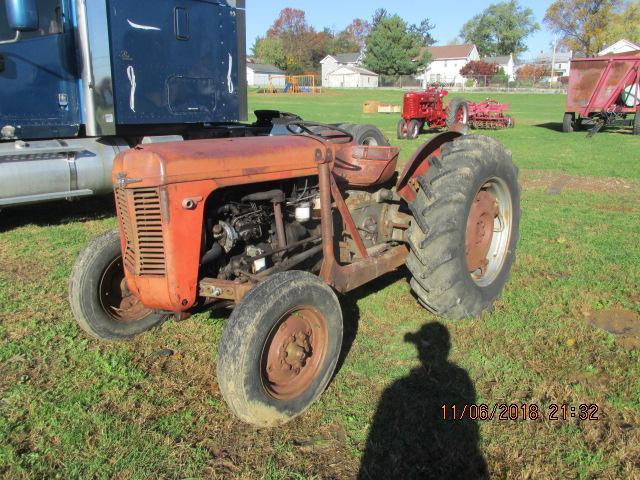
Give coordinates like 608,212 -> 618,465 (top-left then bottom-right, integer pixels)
0,0 -> 63,41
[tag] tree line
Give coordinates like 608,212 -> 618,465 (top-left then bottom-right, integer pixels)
251,1 -> 639,76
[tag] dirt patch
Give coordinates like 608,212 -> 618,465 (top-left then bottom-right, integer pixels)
520,170 -> 639,194
585,309 -> 640,349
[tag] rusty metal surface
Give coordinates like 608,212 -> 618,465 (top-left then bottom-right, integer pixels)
567,56 -> 640,115
329,174 -> 369,259
333,144 -> 399,187
396,131 -> 462,202
199,278 -> 254,303
261,307 -> 328,400
465,190 -> 499,274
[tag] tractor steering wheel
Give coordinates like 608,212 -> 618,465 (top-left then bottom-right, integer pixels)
285,121 -> 354,143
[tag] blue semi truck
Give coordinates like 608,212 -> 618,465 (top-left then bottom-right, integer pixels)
0,0 -> 251,207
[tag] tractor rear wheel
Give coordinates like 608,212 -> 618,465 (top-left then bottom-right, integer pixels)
446,98 -> 469,128
633,112 -> 639,135
563,112 -> 574,132
397,118 -> 408,139
407,119 -> 422,139
216,271 -> 343,427
69,230 -> 169,341
405,135 -> 520,320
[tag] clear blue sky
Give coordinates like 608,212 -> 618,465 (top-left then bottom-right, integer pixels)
245,0 -> 557,58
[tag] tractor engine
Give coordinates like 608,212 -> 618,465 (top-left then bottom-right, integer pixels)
199,179 -> 322,281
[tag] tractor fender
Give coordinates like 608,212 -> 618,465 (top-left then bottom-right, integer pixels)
396,130 -> 464,202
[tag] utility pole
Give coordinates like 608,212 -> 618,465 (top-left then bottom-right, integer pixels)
550,36 -> 557,83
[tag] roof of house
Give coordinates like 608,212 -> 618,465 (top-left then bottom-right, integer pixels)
484,55 -> 512,65
321,52 -> 361,64
599,39 -> 640,56
426,44 -> 476,60
534,51 -> 572,63
328,65 -> 378,76
246,63 -> 285,74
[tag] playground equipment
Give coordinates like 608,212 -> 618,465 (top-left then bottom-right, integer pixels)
397,86 -> 468,139
266,75 -> 321,94
563,55 -> 640,136
467,99 -> 515,129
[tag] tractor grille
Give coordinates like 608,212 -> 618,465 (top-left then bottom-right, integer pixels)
115,187 -> 166,276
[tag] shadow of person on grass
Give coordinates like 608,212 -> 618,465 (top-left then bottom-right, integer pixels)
358,322 -> 487,480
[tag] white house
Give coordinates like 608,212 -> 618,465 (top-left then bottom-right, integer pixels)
323,65 -> 379,88
319,52 -> 363,86
528,51 -> 573,80
599,39 -> 640,56
483,54 -> 516,81
246,62 -> 286,87
417,44 -> 480,87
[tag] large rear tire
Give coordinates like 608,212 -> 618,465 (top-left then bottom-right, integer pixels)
446,97 -> 469,128
216,271 -> 343,427
69,230 -> 169,341
405,135 -> 520,320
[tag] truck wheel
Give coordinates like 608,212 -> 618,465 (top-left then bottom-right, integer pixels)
407,119 -> 422,139
405,135 -> 520,320
339,123 -> 389,146
217,271 -> 343,427
446,98 -> 469,128
397,118 -> 408,139
353,124 -> 389,146
563,112 -> 574,133
633,112 -> 639,135
69,230 -> 169,341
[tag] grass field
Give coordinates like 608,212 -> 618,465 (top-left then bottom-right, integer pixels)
1,89 -> 639,479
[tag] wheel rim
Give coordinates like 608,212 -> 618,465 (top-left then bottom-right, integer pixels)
99,256 -> 153,323
456,105 -> 468,124
412,123 -> 419,137
261,307 -> 329,401
362,136 -> 379,146
465,177 -> 513,287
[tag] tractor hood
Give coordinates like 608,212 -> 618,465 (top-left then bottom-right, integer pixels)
112,135 -> 328,188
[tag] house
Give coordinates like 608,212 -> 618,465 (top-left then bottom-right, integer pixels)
417,44 -> 480,87
246,62 -> 286,87
319,52 -> 364,86
599,39 -> 640,56
324,65 -> 379,88
483,54 -> 516,81
530,51 -> 573,80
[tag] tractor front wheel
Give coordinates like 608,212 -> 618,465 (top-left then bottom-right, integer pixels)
216,271 -> 343,427
407,119 -> 422,139
397,118 -> 408,139
69,230 -> 169,341
405,135 -> 520,320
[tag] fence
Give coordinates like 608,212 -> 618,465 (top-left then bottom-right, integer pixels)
379,75 -> 422,88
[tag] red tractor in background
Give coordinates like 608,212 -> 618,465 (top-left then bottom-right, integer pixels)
397,85 -> 469,139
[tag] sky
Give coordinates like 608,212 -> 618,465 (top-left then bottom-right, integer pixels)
245,0 -> 559,59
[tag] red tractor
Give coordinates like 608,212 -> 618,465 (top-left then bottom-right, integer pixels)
69,118 -> 521,427
397,85 -> 469,139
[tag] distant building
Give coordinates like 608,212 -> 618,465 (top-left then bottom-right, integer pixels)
323,65 -> 379,88
483,54 -> 516,81
417,44 -> 480,87
246,62 -> 286,87
599,39 -> 640,56
534,50 -> 573,80
320,52 -> 365,86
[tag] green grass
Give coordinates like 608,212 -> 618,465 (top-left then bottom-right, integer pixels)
1,89 -> 639,479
